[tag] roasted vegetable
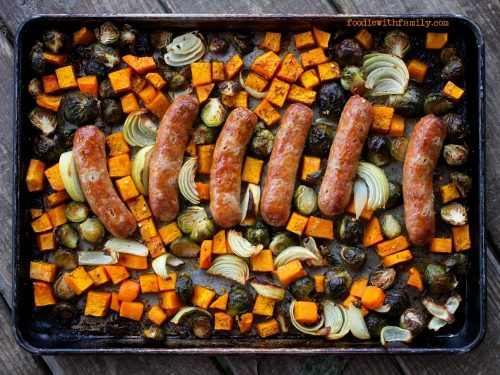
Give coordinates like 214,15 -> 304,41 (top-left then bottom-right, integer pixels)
441,113 -> 469,143
177,207 -> 208,234
369,268 -> 396,290
340,65 -> 365,95
190,218 -> 216,243
449,172 -> 472,198
363,53 -> 409,96
331,39 -> 363,67
150,29 -> 172,50
92,43 -> 120,68
30,41 -> 45,75
29,107 -> 58,136
289,275 -> 316,301
54,248 -> 78,270
383,30 -> 410,58
363,135 -> 391,167
218,80 -> 241,97
170,237 -> 201,258
390,137 -> 408,162
324,266 -> 353,299
43,29 -> 67,53
143,325 -> 166,340
133,32 -> 153,56
191,124 -> 219,145
269,232 -> 299,256
400,308 -> 427,334
250,125 -> 274,159
423,264 -> 458,294
78,218 -> 105,244
201,98 -> 227,127
166,72 -> 188,91
384,85 -> 424,117
231,34 -> 254,55
294,185 -> 318,216
441,253 -> 469,276
380,215 -> 402,239
98,79 -> 116,99
336,216 -> 363,245
440,202 -> 468,226
340,245 -> 367,270
119,24 -> 137,49
63,92 -> 100,125
209,36 -> 229,54
175,272 -> 194,304
385,181 -> 403,209
440,47 -> 464,81
164,32 -> 205,66
365,312 -> 389,337
28,78 -> 43,97
384,289 -> 409,317
305,122 -> 334,157
424,93 -> 454,115
54,272 -> 76,300
52,301 -> 78,320
443,144 -> 469,166
95,22 -> 120,45
101,99 -> 124,125
188,313 -> 213,338
244,222 -> 270,248
56,224 -> 79,249
85,59 -> 111,80
318,82 -> 347,117
227,286 -> 254,317
65,201 -> 88,223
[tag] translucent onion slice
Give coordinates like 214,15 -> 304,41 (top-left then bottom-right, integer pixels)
274,246 -> 317,268
348,302 -> 370,340
170,306 -> 211,325
363,53 -> 409,96
164,32 -> 206,67
179,157 -> 200,204
240,183 -> 261,226
59,151 -> 85,202
131,145 -> 154,195
380,326 -> 413,346
78,250 -> 118,266
239,70 -> 267,99
353,178 -> 368,220
302,237 -> 328,267
428,292 -> 462,331
104,238 -> 148,257
123,110 -> 158,147
422,297 -> 455,324
249,278 -> 286,301
152,253 -> 184,280
289,300 -> 329,336
207,254 -> 249,285
357,161 -> 390,210
227,230 -> 263,258
373,304 -> 391,313
323,300 -> 350,340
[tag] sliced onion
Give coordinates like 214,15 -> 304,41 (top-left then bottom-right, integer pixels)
207,254 -> 249,285
274,246 -> 317,268
239,70 -> 267,99
164,32 -> 205,67
227,230 -> 263,258
170,306 -> 211,325
152,253 -> 184,280
428,292 -> 462,331
373,304 -> 391,313
422,297 -> 455,324
78,250 -> 118,266
179,157 -> 200,204
59,151 -> 85,202
353,179 -> 368,220
249,278 -> 286,301
380,326 -> 413,346
131,145 -> 154,196
104,238 -> 148,257
303,237 -> 328,267
124,110 -> 158,147
289,300 -> 329,336
348,302 -> 370,340
357,161 -> 390,210
363,53 -> 409,96
323,301 -> 350,340
240,183 -> 261,226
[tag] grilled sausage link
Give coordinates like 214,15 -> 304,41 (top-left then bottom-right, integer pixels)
261,103 -> 314,227
403,114 -> 447,246
318,95 -> 373,216
149,94 -> 199,222
210,108 -> 258,228
73,125 -> 137,238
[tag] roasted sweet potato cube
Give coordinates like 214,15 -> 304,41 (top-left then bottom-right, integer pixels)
301,155 -> 321,181
275,259 -> 307,286
407,60 -> 429,84
88,266 -> 111,286
47,204 -> 67,227
253,99 -> 280,127
120,301 -> 144,321
452,224 -> 471,251
245,72 -> 269,92
197,144 -> 215,174
73,26 -> 95,45
304,216 -> 334,240
146,236 -> 166,258
104,266 -> 130,284
261,32 -> 281,52
84,291 -> 111,317
287,84 -> 317,106
36,93 -> 62,112
213,230 -> 228,254
42,74 -> 60,94
122,55 -> 156,74
256,318 -> 279,337
159,291 -> 182,310
145,72 -> 167,90
26,159 -> 46,192
118,279 -> 141,302
253,294 -> 275,316
148,305 -> 167,326
389,114 -> 406,137
126,195 -> 152,222
139,273 -> 159,293
106,132 -> 130,157
77,75 -> 98,97
120,92 -> 140,114
55,65 -> 77,89
210,293 -> 229,310
294,31 -> 316,49
195,83 -> 215,104
293,301 -> 318,324
241,156 -> 264,184
30,261 -> 57,282
36,232 -> 56,252
108,68 -> 133,94
115,175 -> 139,201
235,91 -> 248,108
382,250 -> 413,267
199,240 -> 212,269
157,273 -> 177,291
191,62 -> 212,87
212,61 -> 225,82
265,78 -> 291,108
250,249 -> 274,272
65,266 -> 94,295
355,29 -> 373,50
31,213 -> 53,233
138,217 -> 158,241
237,312 -> 253,334
426,32 -> 448,50
442,81 -> 464,102
286,212 -> 309,236
214,312 -> 233,331
299,69 -> 320,90
138,84 -> 156,104
43,52 -> 66,66
429,238 -> 453,253
313,27 -> 331,49
30,208 -> 44,219
300,48 -> 328,68
158,221 -> 182,245
224,54 -> 244,80
251,51 -> 282,80
44,163 -> 65,191
146,90 -> 171,118
372,106 -> 394,134
110,292 -> 121,312
315,274 -> 325,293
33,281 -> 57,307
440,183 -> 461,203
117,253 -> 148,270
186,137 -> 197,157
45,190 -> 70,208
196,182 -> 210,201
108,153 -> 131,178
191,285 -> 216,309
276,54 -> 304,83
317,61 -> 341,82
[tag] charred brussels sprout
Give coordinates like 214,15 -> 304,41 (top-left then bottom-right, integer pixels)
28,78 -> 43,97
29,107 -> 58,136
390,137 -> 408,162
30,41 -> 45,75
54,272 -> 76,300
289,276 -> 316,301
227,286 -> 254,317
250,125 -> 274,159
369,268 -> 396,290
218,80 -> 241,96
52,302 -> 78,320
33,134 -> 66,162
306,122 -> 334,158
424,93 -> 454,115
363,135 -> 391,167
85,59 -> 111,80
440,202 -> 467,226
441,113 -> 469,143
190,218 -> 216,243
177,207 -> 208,234
340,65 -> 365,95
65,201 -> 88,223
56,224 -> 79,249
201,98 -> 227,127
150,30 -> 172,50
209,36 -> 229,54
441,253 -> 469,276
380,214 -> 402,239
269,232 -> 299,256
318,82 -> 347,117
78,218 -> 105,244
231,34 -> 254,55
176,272 -> 194,304
331,39 -> 363,67
54,248 -> 78,270
99,79 -> 116,99
92,43 -> 120,68
440,48 -> 464,81
365,313 -> 389,337
400,308 -> 427,334
63,92 -> 100,125
423,264 -> 458,294
168,72 -> 188,91
119,24 -> 137,49
143,325 -> 166,340
101,99 -> 124,125
385,85 -> 424,117
443,144 -> 469,166
384,289 -> 409,317
449,172 -> 472,198
340,246 -> 367,270
324,266 -> 353,299
191,124 -> 219,145
189,313 -> 212,339
294,185 -> 318,216
244,222 -> 270,247
95,22 -> 120,45
133,32 -> 153,56
383,30 -> 410,58
385,180 -> 403,209
336,216 -> 363,245
43,29 -> 67,53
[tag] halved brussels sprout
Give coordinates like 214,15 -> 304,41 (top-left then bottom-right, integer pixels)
189,313 -> 213,339
306,122 -> 334,158
336,216 -> 363,245
54,272 -> 76,300
30,41 -> 45,75
177,206 -> 208,234
85,59 -> 111,80
28,78 -> 43,97
101,99 -> 123,125
52,301 -> 78,320
54,248 -> 78,270
168,72 -> 189,91
443,144 -> 469,166
175,272 -> 194,304
134,32 -> 153,56
99,79 -> 116,99
294,185 -> 318,216
218,80 -> 241,96
119,24 -> 137,48
250,125 -> 274,159
385,180 -> 403,209
226,285 -> 254,317
170,237 -> 201,258
201,98 -> 227,127
191,124 -> 219,145
231,34 -> 254,55
400,308 -> 427,334
384,85 -> 424,117
269,231 -> 299,256
190,218 -> 216,243
56,224 -> 79,249
318,82 -> 347,117
424,93 -> 454,115
383,30 -> 410,58
78,218 -> 105,244
143,325 -> 166,340
390,137 -> 408,162
43,29 -> 67,53
365,312 -> 389,337
29,107 -> 57,136
441,113 -> 469,143
63,92 -> 100,125
65,201 -> 88,223
340,246 -> 367,270
384,289 -> 409,317
324,266 -> 353,299
449,172 -> 472,198
380,214 -> 402,239
289,276 -> 316,301
209,35 -> 229,54
33,134 -> 66,163
423,264 -> 458,294
442,58 -> 464,81
92,43 -> 120,68
95,22 -> 120,45
244,222 -> 270,248
341,65 -> 365,95
363,135 -> 391,167
332,39 -> 363,67
369,268 -> 396,290
441,253 -> 469,276
440,202 -> 468,226
150,29 -> 172,50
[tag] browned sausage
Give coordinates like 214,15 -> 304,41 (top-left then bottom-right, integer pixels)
210,108 -> 258,228
261,103 -> 314,227
318,95 -> 373,216
149,94 -> 199,222
403,114 -> 447,246
73,126 -> 137,238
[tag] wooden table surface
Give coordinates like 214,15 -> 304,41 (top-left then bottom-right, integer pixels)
1,0 -> 499,374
